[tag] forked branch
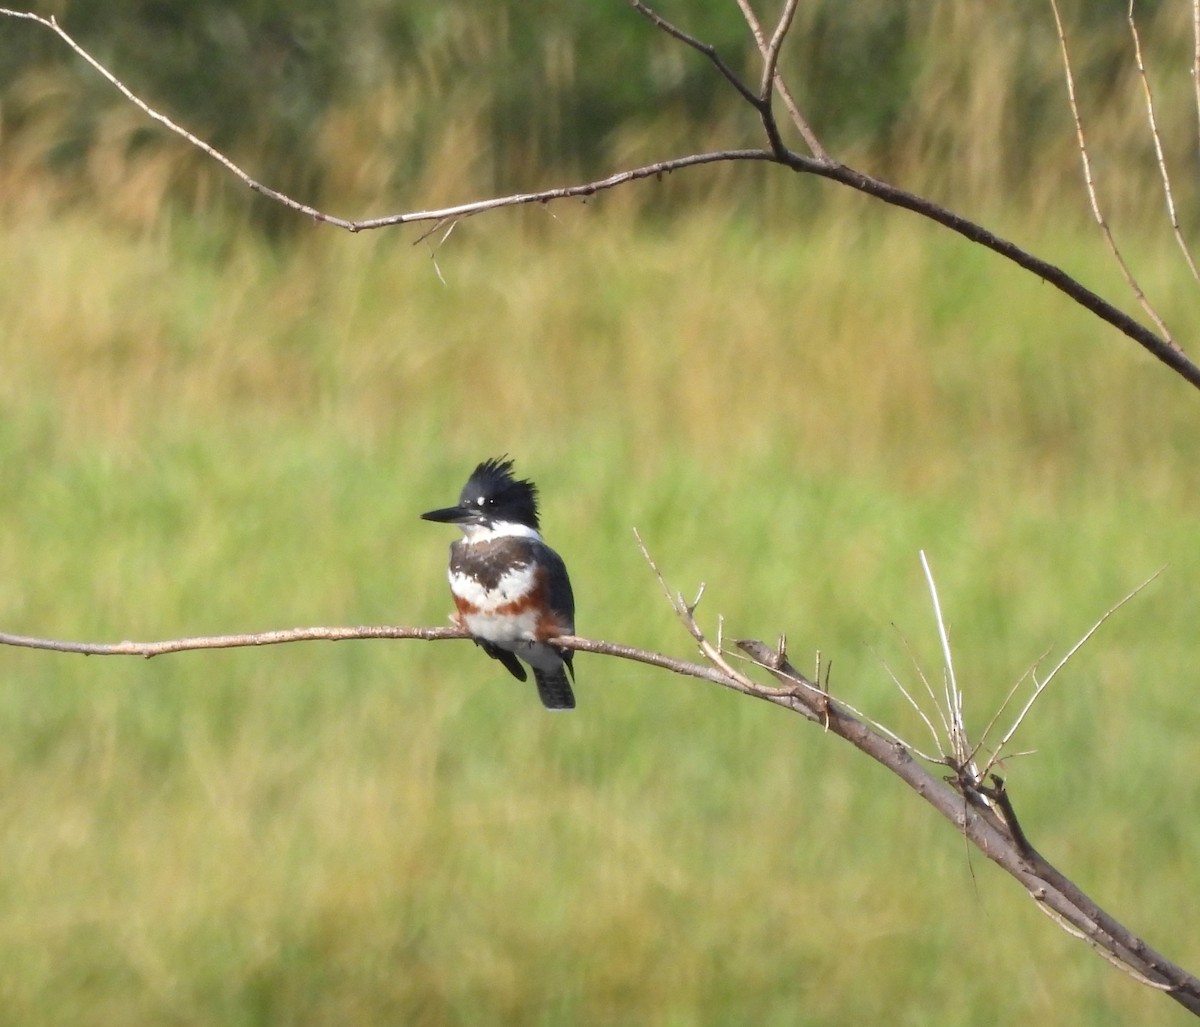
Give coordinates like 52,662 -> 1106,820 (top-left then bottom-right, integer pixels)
1,4 -> 1198,387
0,543 -> 1197,1012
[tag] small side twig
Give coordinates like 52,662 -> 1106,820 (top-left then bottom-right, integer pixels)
1193,0 -> 1200,148
875,647 -> 948,761
734,0 -> 828,159
919,550 -> 975,776
977,568 -> 1162,778
1126,0 -> 1200,282
1049,0 -> 1180,351
624,0 -> 760,109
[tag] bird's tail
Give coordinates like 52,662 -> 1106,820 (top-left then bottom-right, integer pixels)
533,666 -> 576,711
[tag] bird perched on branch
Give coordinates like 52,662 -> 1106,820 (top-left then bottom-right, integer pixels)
421,457 -> 577,710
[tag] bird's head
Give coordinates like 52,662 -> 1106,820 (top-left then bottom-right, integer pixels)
421,456 -> 542,540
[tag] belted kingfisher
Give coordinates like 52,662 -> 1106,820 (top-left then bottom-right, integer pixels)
421,457 -> 577,710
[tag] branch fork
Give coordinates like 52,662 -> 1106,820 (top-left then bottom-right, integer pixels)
2,3 -> 1197,384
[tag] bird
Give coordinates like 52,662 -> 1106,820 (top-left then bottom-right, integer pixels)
421,457 -> 577,710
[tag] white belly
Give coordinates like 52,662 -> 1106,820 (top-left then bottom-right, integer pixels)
460,606 -> 539,643
450,564 -> 539,643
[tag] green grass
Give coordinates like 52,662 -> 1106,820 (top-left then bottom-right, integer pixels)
0,197 -> 1199,1025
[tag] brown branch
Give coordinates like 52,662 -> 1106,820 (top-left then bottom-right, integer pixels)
625,0 -> 786,158
734,0 -> 828,158
1,561 -> 1198,1011
623,0 -> 760,110
761,0 -> 800,106
735,639 -> 1200,1016
3,602 -> 1199,1014
3,6 -> 1196,390
0,8 -> 774,231
0,624 -> 462,658
638,532 -> 1200,1014
792,154 -> 1200,388
0,625 -> 738,687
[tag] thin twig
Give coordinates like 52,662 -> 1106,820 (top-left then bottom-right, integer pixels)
635,529 -> 935,753
967,653 -> 1047,770
920,550 -> 975,775
894,628 -> 955,742
628,0 -> 786,157
872,642 -> 948,760
762,0 -> 800,102
734,0 -> 828,159
979,568 -> 1162,778
624,0 -> 760,109
1126,0 -> 1200,282
0,623 -> 750,690
1048,0 -> 1181,351
1194,0 -> 1200,149
634,530 -> 783,700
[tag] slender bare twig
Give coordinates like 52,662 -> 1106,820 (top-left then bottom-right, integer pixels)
0,624 -> 460,657
623,0 -> 760,109
894,629 -> 955,741
875,651 -> 948,761
1194,0 -> 1200,147
977,568 -> 1162,778
633,529 -> 781,701
626,0 -> 786,157
919,551 -> 975,775
1048,0 -> 1180,350
1126,0 -> 1200,282
762,0 -> 800,102
638,530 -> 948,760
968,653 -> 1046,768
734,0 -> 828,158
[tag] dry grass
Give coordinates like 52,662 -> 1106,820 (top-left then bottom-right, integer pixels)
2,5 -> 1200,1015
0,189 -> 1198,1023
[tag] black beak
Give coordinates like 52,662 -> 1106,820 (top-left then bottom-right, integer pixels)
421,504 -> 471,524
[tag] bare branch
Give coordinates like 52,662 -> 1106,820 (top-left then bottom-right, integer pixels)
762,0 -> 800,103
0,623 -> 747,690
875,650 -> 948,762
1126,0 -> 1200,282
736,639 -> 1200,1015
3,6 -> 1198,388
919,550 -> 974,774
1194,0 -> 1200,146
968,653 -> 1045,769
1048,0 -> 1180,350
0,624 -> 460,658
978,568 -> 1162,778
0,548 -> 1196,1009
624,0 -> 760,109
0,8 -> 775,231
734,0 -> 828,159
628,0 -> 789,157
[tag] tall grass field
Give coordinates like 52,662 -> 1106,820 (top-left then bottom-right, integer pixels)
0,190 -> 1198,1025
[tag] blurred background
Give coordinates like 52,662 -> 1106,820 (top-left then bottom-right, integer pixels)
1,1 -> 1199,1023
